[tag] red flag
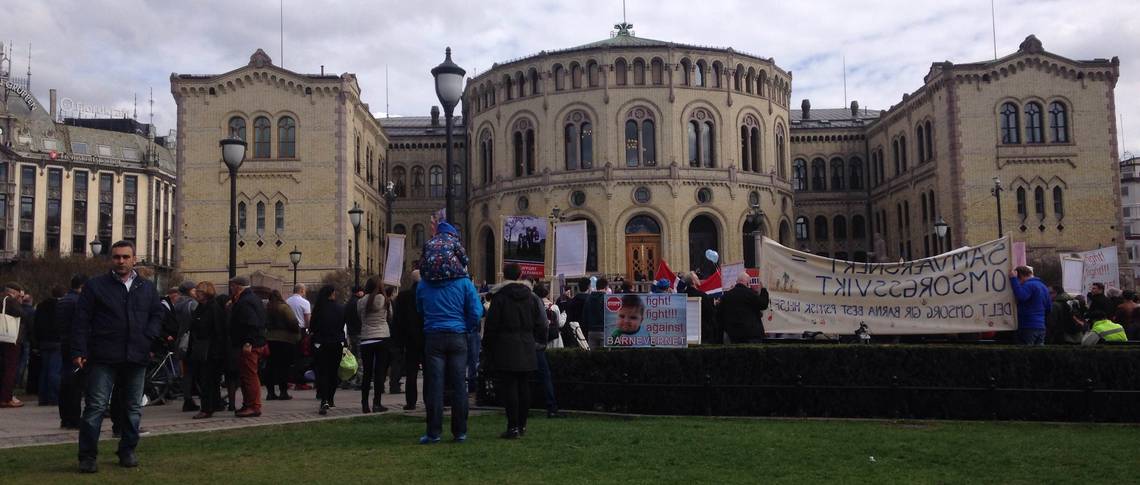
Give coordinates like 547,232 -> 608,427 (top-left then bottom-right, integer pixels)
698,268 -> 723,294
654,259 -> 677,289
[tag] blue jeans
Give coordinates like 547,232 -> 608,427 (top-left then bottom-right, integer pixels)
37,348 -> 61,404
79,363 -> 145,460
465,331 -> 480,392
423,333 -> 468,439
1016,328 -> 1046,346
535,350 -> 557,412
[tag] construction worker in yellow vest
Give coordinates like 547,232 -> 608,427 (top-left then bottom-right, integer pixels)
1081,310 -> 1128,345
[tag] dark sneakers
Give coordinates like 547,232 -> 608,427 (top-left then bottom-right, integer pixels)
78,459 -> 97,473
499,428 -> 521,439
118,451 -> 139,468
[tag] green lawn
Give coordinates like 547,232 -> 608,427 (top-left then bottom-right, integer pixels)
2,413 -> 1137,484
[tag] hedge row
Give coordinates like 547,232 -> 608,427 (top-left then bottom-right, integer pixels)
479,345 -> 1140,422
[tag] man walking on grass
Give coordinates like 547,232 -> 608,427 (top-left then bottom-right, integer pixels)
72,241 -> 164,473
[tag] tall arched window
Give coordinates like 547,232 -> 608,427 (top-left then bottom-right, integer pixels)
849,157 -> 863,190
529,68 -> 540,95
680,59 -> 691,86
750,127 -> 761,172
625,108 -> 655,167
1016,187 -> 1027,218
412,224 -> 425,247
834,216 -> 847,240
733,64 -> 743,91
512,119 -> 535,176
256,201 -> 265,237
916,124 -> 926,163
924,120 -> 933,160
513,131 -> 524,177
632,58 -> 646,85
1034,186 -> 1046,218
814,216 -> 829,241
570,63 -> 583,89
253,116 -> 271,158
641,120 -> 655,166
275,201 -> 285,235
277,116 -> 296,158
614,58 -> 628,85
870,151 -> 879,187
564,112 -> 594,171
687,121 -> 698,167
228,117 -> 247,141
627,121 -> 642,167
586,61 -> 599,87
712,62 -> 723,88
1053,186 -> 1064,217
553,64 -> 566,91
852,215 -> 866,239
795,216 -> 809,241
1000,102 -> 1020,144
811,158 -> 826,191
776,125 -> 786,179
899,136 -> 908,172
758,71 -> 767,96
830,157 -> 845,191
479,131 -> 493,185
892,139 -> 901,176
792,159 -> 807,191
392,166 -> 406,196
516,72 -> 525,98
1025,102 -> 1044,144
695,60 -> 706,87
429,166 -> 444,198
687,109 -> 716,168
504,75 -> 514,100
740,115 -> 761,172
237,201 -> 247,236
565,123 -> 579,171
411,167 -> 425,197
921,193 -> 929,224
745,67 -> 755,94
1049,102 -> 1069,143
650,58 -> 664,85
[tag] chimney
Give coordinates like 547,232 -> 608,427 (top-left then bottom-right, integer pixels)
430,106 -> 440,127
320,65 -> 325,76
850,100 -> 859,118
800,99 -> 811,120
49,88 -> 57,121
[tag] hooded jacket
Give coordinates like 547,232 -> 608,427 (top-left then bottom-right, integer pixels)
419,221 -> 469,282
1010,276 -> 1050,330
482,281 -> 545,372
417,278 -> 483,335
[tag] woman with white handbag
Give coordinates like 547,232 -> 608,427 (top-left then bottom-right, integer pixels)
0,283 -> 27,409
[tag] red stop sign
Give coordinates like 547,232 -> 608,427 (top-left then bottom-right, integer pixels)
606,296 -> 622,312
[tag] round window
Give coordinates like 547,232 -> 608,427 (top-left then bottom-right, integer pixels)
517,196 -> 529,211
570,190 -> 587,207
697,187 -> 713,204
634,186 -> 651,204
749,190 -> 761,207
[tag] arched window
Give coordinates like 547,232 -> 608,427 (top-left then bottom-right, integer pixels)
393,224 -> 406,235
814,216 -> 829,241
849,157 -> 864,190
795,216 -> 809,241
228,117 -> 247,141
429,166 -> 444,198
614,58 -> 628,86
513,131 -> 524,177
650,58 -> 664,85
237,201 -> 247,236
792,158 -> 807,191
1049,102 -> 1069,143
688,215 -> 720,272
712,61 -> 723,88
776,125 -> 787,179
411,167 -> 425,197
586,61 -> 599,87
1025,102 -> 1044,144
580,122 -> 594,169
1053,186 -> 1064,217
1000,102 -> 1020,144
928,190 -> 937,222
275,201 -> 285,235
852,215 -> 866,239
563,111 -> 593,170
916,124 -> 926,163
834,216 -> 847,240
277,116 -> 296,158
695,60 -> 706,87
921,193 -> 929,224
488,81 -> 496,105
680,59 -> 691,85
779,220 -> 791,246
565,123 -> 579,171
740,115 -> 761,172
811,158 -> 826,191
412,224 -> 425,247
256,201 -> 265,237
553,64 -> 566,91
733,64 -> 743,91
892,139 -> 901,176
512,119 -> 535,177
870,151 -> 878,187
625,108 -> 655,167
1016,187 -> 1027,218
687,121 -> 698,167
745,68 -> 755,94
632,58 -> 646,85
924,120 -> 933,161
758,71 -> 767,96
253,116 -> 271,158
516,72 -> 526,98
392,166 -> 406,196
570,63 -> 583,89
750,127 -> 761,172
830,157 -> 845,191
1034,186 -> 1046,218
687,109 -> 716,168
899,136 -> 908,172
529,68 -> 541,95
479,131 -> 493,185
503,75 -> 514,100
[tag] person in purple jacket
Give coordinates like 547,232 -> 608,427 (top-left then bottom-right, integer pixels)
1009,265 -> 1051,346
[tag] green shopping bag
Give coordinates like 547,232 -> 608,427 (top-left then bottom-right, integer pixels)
338,346 -> 358,381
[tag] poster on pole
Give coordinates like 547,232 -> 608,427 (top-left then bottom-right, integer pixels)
1060,256 -> 1084,295
1078,247 -> 1119,293
720,262 -> 746,291
383,234 -> 405,287
554,220 -> 587,277
1012,242 -> 1027,268
686,297 -> 702,345
603,293 -> 688,348
759,236 -> 1018,335
502,215 -> 547,279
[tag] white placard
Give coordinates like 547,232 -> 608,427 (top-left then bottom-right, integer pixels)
1060,256 -> 1084,295
720,262 -> 746,291
554,220 -> 587,278
383,234 -> 405,287
1078,247 -> 1119,293
686,297 -> 702,345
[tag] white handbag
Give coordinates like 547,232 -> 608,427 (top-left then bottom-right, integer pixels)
0,296 -> 20,344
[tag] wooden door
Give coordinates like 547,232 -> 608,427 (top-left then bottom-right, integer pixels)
625,235 -> 661,282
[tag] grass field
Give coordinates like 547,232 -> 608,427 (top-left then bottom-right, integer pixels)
1,413 -> 1137,484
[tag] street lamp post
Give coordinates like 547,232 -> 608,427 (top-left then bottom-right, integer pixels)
349,202 -> 363,288
383,181 -> 397,242
991,176 -> 1004,238
934,216 -> 948,254
747,202 -> 766,266
89,238 -> 103,258
549,206 -> 564,280
220,138 -> 247,280
290,246 -> 302,289
431,47 -> 466,225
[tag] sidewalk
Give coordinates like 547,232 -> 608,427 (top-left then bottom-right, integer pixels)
0,381 -> 476,449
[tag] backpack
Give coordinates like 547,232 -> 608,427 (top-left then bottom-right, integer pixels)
545,304 -> 561,343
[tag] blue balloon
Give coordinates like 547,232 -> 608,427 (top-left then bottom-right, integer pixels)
705,249 -> 720,264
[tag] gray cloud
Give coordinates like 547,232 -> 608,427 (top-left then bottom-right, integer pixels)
5,0 -> 1138,155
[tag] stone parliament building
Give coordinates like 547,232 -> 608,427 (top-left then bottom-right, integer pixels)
172,26 -> 1123,288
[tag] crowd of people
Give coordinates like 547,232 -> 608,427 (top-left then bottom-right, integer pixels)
1010,266 -> 1137,345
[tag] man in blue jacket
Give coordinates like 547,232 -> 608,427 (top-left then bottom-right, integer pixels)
1009,265 -> 1051,346
71,241 -> 164,473
416,218 -> 483,444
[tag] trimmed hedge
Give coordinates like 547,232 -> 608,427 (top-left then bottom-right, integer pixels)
482,345 -> 1140,422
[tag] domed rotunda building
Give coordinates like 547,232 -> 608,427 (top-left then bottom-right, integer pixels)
464,23 -> 795,283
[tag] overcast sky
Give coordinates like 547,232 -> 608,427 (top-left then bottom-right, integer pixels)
5,0 -> 1139,157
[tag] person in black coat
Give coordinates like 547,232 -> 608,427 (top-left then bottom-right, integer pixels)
717,273 -> 769,344
483,263 -> 547,439
56,275 -> 87,428
683,273 -> 721,344
189,282 -> 228,419
33,286 -> 65,405
227,276 -> 267,418
393,270 -> 425,410
309,285 -> 347,415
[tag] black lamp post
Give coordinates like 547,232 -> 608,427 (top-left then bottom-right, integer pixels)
934,217 -> 948,254
220,138 -> 247,280
289,246 -> 302,288
991,176 -> 1004,238
89,238 -> 103,258
383,181 -> 397,242
431,47 -> 466,224
349,202 -> 363,288
549,206 -> 564,279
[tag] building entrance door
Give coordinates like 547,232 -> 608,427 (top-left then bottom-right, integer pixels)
625,235 -> 661,282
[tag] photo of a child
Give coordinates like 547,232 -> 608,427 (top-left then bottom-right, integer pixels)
613,294 -> 645,337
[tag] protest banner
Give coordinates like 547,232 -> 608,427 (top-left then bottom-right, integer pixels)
759,236 -> 1018,335
1012,241 -> 1027,268
554,220 -> 587,277
720,262 -> 746,291
1078,247 -> 1119,293
686,297 -> 701,345
502,215 -> 547,279
383,234 -> 405,286
1060,256 -> 1084,295
603,293 -> 688,348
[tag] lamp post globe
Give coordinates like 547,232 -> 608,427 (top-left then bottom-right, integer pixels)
349,203 -> 364,287
289,246 -> 302,288
89,238 -> 103,257
934,217 -> 948,238
431,47 -> 466,230
220,138 -> 247,280
990,176 -> 1004,238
